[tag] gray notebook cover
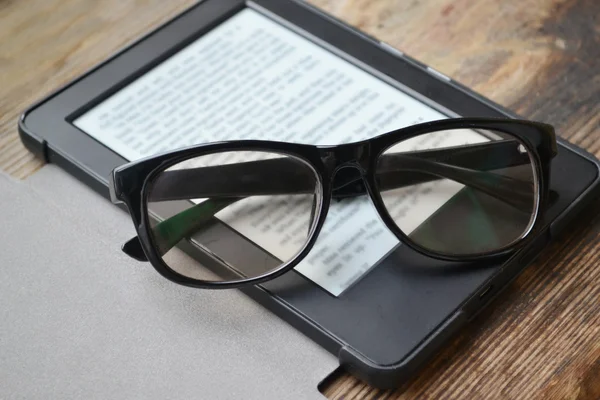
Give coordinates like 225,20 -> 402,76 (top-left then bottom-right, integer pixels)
0,166 -> 336,399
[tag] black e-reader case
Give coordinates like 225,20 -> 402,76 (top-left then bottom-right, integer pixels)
18,0 -> 600,389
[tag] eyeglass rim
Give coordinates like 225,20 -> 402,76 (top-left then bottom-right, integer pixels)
367,130 -> 542,259
143,150 -> 330,288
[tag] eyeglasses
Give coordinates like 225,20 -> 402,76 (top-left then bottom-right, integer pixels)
110,118 -> 557,289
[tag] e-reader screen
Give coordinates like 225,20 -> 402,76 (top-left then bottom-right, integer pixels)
73,8 -> 488,296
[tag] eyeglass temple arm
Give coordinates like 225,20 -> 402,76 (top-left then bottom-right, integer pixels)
148,140 -> 533,209
122,198 -> 240,261
122,140 -> 533,261
148,140 -> 529,201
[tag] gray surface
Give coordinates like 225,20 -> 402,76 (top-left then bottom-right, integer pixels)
0,166 -> 336,399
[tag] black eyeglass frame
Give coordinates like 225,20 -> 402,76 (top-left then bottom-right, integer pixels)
110,117 -> 557,290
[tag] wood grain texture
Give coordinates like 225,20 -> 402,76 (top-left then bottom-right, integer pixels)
1,1 -> 599,399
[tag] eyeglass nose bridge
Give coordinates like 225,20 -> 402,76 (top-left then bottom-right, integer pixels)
319,140 -> 371,175
317,141 -> 373,200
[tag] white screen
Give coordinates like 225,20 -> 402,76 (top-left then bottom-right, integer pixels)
74,8 -> 481,295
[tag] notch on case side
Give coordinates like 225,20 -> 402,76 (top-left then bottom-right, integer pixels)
426,66 -> 451,82
379,41 -> 404,57
18,114 -> 48,161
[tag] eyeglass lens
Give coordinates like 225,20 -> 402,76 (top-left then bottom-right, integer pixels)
375,128 -> 538,256
145,150 -> 321,282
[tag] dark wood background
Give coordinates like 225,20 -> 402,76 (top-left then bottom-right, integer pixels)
1,1 -> 598,398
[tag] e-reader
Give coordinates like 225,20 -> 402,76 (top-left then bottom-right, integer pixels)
19,0 -> 600,388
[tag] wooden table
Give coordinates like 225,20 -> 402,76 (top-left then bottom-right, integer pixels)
1,1 -> 599,398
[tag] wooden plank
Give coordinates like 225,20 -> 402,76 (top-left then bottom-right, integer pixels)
1,1 -> 599,398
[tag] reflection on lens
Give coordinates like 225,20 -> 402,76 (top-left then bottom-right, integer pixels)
375,128 -> 538,256
146,150 -> 320,282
